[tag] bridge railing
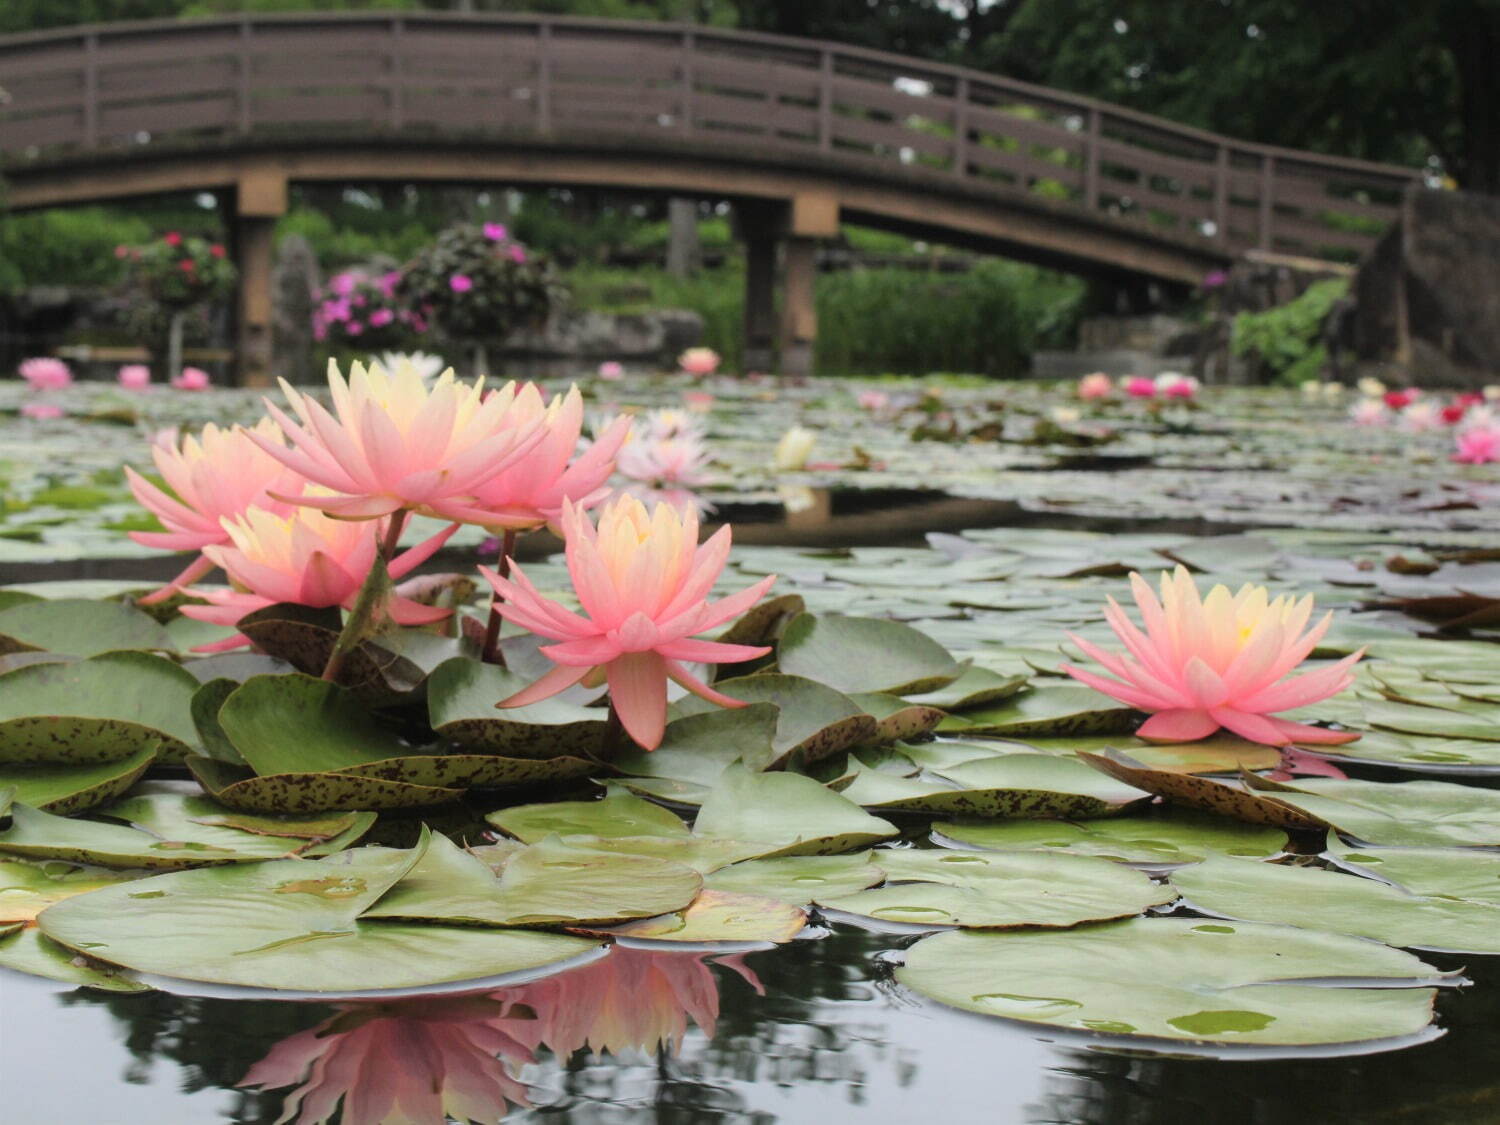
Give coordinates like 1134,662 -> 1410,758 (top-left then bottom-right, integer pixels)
0,12 -> 1422,262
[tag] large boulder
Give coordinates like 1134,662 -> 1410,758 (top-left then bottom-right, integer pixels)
1355,188 -> 1500,388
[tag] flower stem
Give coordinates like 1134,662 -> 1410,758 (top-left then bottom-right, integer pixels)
379,509 -> 408,563
480,528 -> 518,667
600,700 -> 628,758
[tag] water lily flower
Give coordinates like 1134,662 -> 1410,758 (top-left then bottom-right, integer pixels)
117,364 -> 151,390
1077,373 -> 1112,400
1349,399 -> 1387,426
1124,376 -> 1156,398
376,350 -> 445,381
643,408 -> 706,443
1400,402 -> 1441,432
172,366 -> 210,391
1485,384 -> 1500,402
857,389 -> 892,411
597,360 -> 625,380
467,384 -> 632,531
616,423 -> 713,517
1454,423 -> 1500,465
1384,388 -> 1418,411
774,426 -> 817,471
181,506 -> 457,647
1156,372 -> 1199,399
1050,406 -> 1082,425
249,358 -> 546,522
19,402 -> 64,419
18,357 -> 72,390
682,390 -> 715,413
483,495 -> 776,749
1061,567 -> 1363,747
1357,376 -> 1387,397
678,347 -> 720,377
126,419 -> 307,600
1439,402 -> 1468,426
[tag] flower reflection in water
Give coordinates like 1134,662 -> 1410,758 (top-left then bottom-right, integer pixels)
239,948 -> 763,1124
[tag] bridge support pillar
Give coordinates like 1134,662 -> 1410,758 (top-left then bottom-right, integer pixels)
231,168 -> 288,388
738,200 -> 780,373
779,237 -> 818,379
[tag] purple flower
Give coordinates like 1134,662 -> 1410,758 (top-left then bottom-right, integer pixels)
482,222 -> 508,241
1203,269 -> 1229,290
380,271 -> 402,296
330,273 -> 357,297
345,321 -> 364,336
368,308 -> 395,327
508,245 -> 527,264
450,274 -> 474,293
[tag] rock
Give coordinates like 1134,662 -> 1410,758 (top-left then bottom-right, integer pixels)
1355,188 -> 1500,389
501,307 -> 704,365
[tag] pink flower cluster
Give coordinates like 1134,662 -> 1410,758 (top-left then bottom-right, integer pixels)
312,270 -> 423,343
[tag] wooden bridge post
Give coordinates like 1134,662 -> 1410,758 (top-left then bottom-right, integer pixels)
736,199 -> 780,373
231,167 -> 287,388
780,192 -> 840,378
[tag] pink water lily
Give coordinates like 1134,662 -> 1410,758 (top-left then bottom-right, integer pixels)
482,495 -> 775,749
172,366 -> 211,391
1061,566 -> 1363,747
249,358 -> 546,522
1454,423 -> 1500,465
1077,372 -> 1112,400
678,347 -> 720,377
464,384 -> 631,531
118,364 -> 151,390
125,419 -> 307,601
181,506 -> 456,649
18,357 -> 72,390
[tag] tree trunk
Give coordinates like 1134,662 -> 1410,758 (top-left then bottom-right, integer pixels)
1444,1 -> 1500,194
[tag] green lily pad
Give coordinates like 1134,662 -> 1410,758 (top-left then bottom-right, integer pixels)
1325,837 -> 1500,904
0,746 -> 155,814
190,678 -> 245,766
934,808 -> 1287,867
0,598 -> 173,658
427,658 -> 606,758
905,666 -> 1030,710
542,833 -> 769,874
186,756 -> 463,814
581,889 -> 807,944
0,651 -> 200,763
938,684 -> 1139,737
1247,775 -> 1500,848
705,852 -> 885,904
235,603 -> 424,699
682,675 -> 878,765
898,917 -> 1444,1047
716,592 -> 807,647
778,613 -> 963,695
1314,728 -> 1500,774
1363,699 -> 1500,743
0,857 -> 145,922
335,753 -> 595,789
489,791 -> 690,842
693,765 -> 898,857
1171,856 -> 1500,955
218,674 -> 410,776
0,925 -> 148,992
819,849 -> 1174,929
611,705 -> 781,789
1080,751 -> 1323,829
849,693 -> 947,742
363,832 -> 703,927
37,838 -> 602,993
0,790 -> 373,868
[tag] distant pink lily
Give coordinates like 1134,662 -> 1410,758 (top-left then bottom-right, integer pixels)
1453,424 -> 1500,465
118,364 -> 151,390
19,357 -> 72,390
1062,567 -> 1363,747
1124,376 -> 1156,398
483,496 -> 775,749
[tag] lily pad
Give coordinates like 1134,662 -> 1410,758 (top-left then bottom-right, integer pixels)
1171,856 -> 1500,955
849,693 -> 947,742
0,925 -> 148,992
0,651 -> 200,762
905,666 -> 1030,710
335,753 -> 595,789
682,675 -> 878,765
582,889 -> 807,945
489,792 -> 690,842
1080,751 -> 1323,829
716,592 -> 806,647
938,684 -> 1139,737
1247,775 -> 1500,848
217,674 -> 410,776
1325,837 -> 1500,904
934,809 -> 1287,867
0,598 -> 173,657
186,757 -> 463,814
1363,699 -> 1500,744
37,838 -> 602,993
427,658 -> 606,758
0,857 -> 144,922
898,917 -> 1445,1047
705,852 -> 885,904
611,705 -> 781,787
0,746 -> 155,814
363,832 -> 703,927
819,849 -> 1174,929
778,613 -> 963,695
1313,728 -> 1500,775
235,603 -> 424,699
693,765 -> 898,856
0,791 -> 373,868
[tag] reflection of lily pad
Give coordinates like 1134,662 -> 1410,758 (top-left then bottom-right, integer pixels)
899,918 -> 1444,1047
820,849 -> 1173,929
1171,856 -> 1500,955
427,658 -> 605,758
934,809 -> 1287,867
38,839 -> 602,993
0,652 -> 199,763
778,613 -> 963,695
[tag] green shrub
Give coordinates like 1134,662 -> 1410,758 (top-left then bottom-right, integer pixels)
1231,277 -> 1349,385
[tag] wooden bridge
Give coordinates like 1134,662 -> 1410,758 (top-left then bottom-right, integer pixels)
0,12 -> 1424,380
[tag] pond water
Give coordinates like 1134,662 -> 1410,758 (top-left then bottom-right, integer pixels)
6,927 -> 1497,1124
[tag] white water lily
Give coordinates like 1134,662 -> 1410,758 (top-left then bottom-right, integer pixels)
1357,376 -> 1387,397
376,350 -> 446,381
774,426 -> 817,471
